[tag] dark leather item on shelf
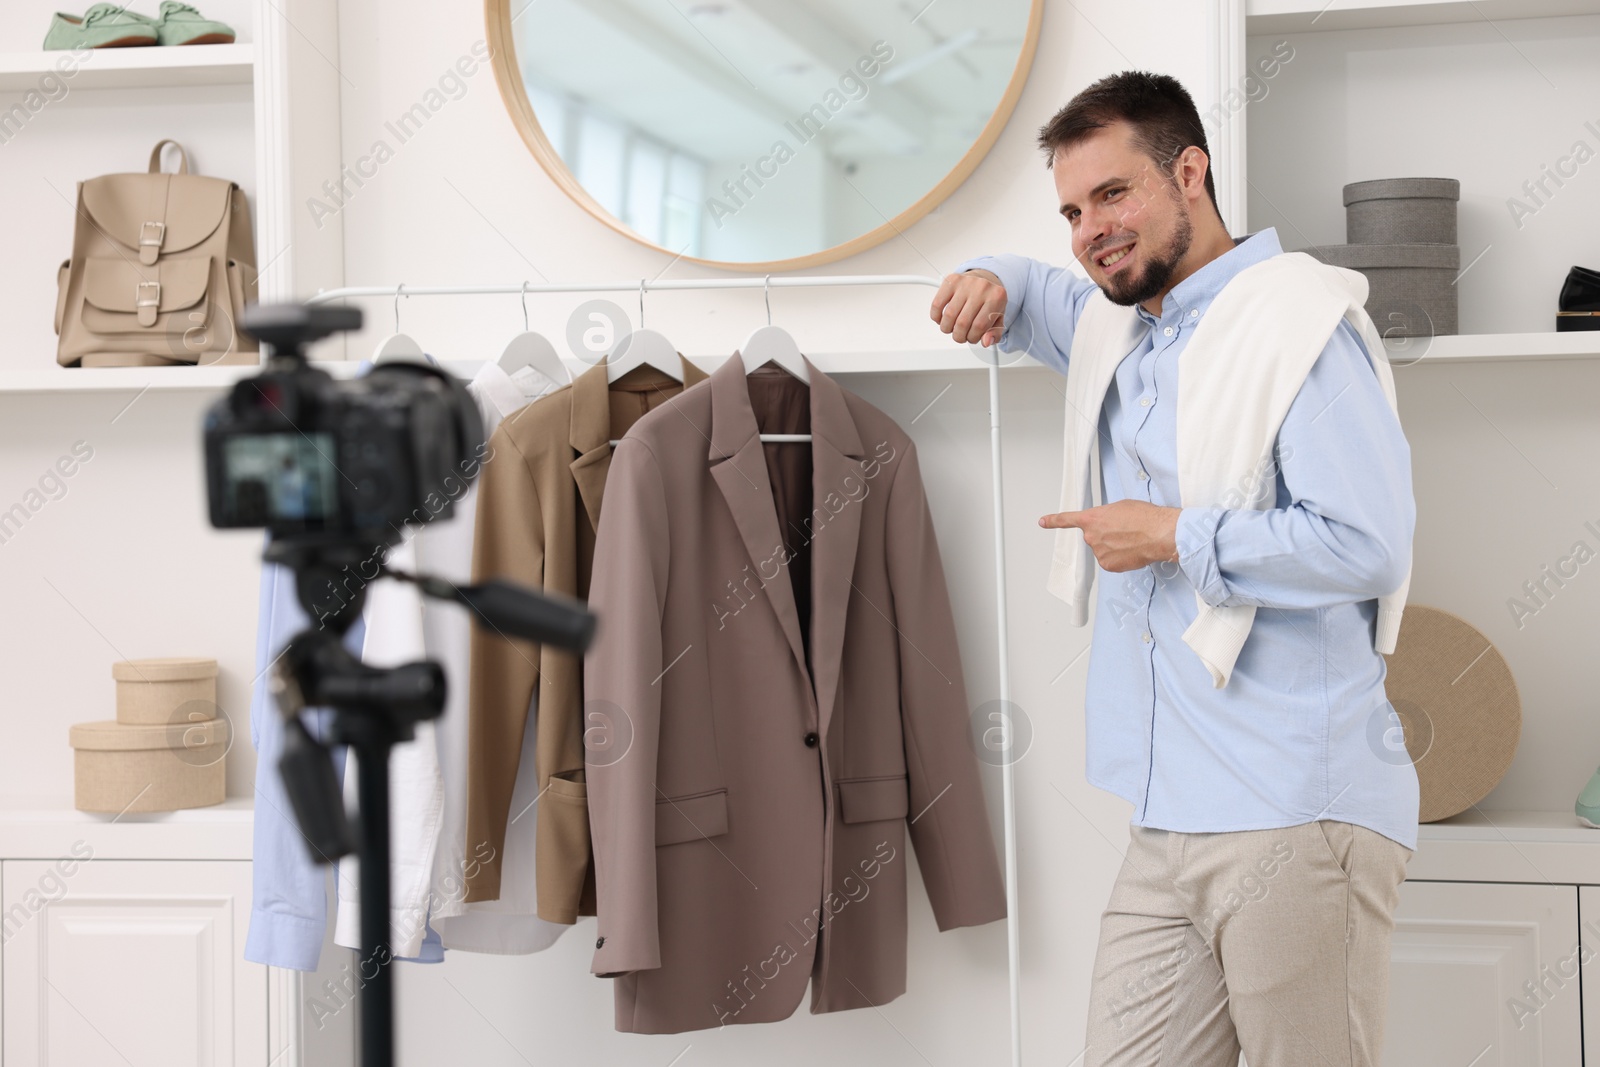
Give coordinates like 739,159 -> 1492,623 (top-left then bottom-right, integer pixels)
1557,265 -> 1600,333
55,140 -> 259,367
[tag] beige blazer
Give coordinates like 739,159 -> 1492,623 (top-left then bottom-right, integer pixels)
585,354 -> 1006,1034
465,356 -> 708,921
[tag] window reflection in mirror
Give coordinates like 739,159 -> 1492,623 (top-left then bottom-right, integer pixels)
496,0 -> 1039,268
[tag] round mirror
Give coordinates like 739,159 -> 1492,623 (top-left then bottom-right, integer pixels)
487,0 -> 1043,271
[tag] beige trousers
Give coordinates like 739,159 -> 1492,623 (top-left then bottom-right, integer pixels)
1083,820 -> 1413,1067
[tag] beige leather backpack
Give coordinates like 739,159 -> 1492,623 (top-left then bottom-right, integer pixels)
55,140 -> 258,367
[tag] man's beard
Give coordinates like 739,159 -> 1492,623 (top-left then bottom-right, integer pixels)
1099,201 -> 1194,308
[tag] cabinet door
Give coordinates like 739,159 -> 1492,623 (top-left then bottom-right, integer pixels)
3,858 -> 265,1066
1580,887 -> 1600,1067
1384,881 -> 1580,1067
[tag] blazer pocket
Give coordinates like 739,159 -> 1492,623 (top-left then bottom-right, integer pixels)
655,788 -> 729,846
837,775 -> 910,824
545,770 -> 587,801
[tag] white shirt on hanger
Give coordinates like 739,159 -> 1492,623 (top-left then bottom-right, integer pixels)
335,359 -> 567,957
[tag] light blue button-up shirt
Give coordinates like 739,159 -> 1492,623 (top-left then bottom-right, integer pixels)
245,555 -> 447,970
959,228 -> 1420,850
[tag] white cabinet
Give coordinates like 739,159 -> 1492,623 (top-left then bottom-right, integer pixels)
1581,888 -> 1600,1067
2,858 -> 265,1067
1384,881 -> 1581,1067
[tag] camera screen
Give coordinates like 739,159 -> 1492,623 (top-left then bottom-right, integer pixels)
219,432 -> 340,527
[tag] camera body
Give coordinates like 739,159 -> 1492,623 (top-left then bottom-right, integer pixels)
203,306 -> 483,546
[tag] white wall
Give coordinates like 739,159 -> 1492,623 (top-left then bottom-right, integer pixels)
319,0 -> 1219,1063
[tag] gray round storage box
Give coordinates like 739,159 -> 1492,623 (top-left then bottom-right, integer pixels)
1344,178 -> 1460,245
1306,243 -> 1459,337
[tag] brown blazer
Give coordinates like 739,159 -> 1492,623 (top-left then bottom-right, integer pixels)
464,356 -> 708,920
585,354 -> 1006,1034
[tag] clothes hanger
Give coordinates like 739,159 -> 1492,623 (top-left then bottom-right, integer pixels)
739,275 -> 809,384
739,276 -> 811,445
606,280 -> 684,384
606,280 -> 688,445
372,284 -> 426,362
498,281 -> 572,395
744,276 -> 809,444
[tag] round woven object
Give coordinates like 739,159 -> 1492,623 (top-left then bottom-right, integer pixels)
1381,606 -> 1521,822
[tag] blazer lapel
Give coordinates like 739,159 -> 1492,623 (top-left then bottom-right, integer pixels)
803,358 -> 866,740
706,355 -> 810,684
568,361 -> 612,536
568,355 -> 706,536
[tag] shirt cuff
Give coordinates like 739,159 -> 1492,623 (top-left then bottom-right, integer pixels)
245,908 -> 327,972
1175,506 -> 1229,606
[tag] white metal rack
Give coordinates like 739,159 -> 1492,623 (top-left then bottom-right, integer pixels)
308,273 -> 1026,1067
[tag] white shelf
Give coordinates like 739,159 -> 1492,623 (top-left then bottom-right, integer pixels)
0,796 -> 252,861
0,43 -> 253,92
0,351 -> 1043,393
1408,809 -> 1600,885
1419,808 -> 1600,844
1247,0 -> 1600,34
1384,330 -> 1600,364
0,363 -> 263,393
1,333 -> 1592,393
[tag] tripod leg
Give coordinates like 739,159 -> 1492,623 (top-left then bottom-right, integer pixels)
353,733 -> 395,1067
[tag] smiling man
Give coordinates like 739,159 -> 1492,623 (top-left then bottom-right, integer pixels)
931,72 -> 1420,1066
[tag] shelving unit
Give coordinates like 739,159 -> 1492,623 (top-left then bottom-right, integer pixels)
0,42 -> 254,91
0,5 -> 348,1064
1246,0 -> 1600,34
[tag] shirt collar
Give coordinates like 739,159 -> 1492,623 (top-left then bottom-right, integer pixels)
1134,226 -> 1284,326
472,359 -> 557,420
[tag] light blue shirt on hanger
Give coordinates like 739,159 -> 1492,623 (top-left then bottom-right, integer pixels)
958,227 -> 1420,851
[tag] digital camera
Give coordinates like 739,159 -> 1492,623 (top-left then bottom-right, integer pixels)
203,304 -> 483,547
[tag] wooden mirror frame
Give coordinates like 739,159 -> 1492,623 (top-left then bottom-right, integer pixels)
484,0 -> 1045,272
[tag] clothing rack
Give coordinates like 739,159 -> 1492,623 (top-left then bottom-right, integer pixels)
307,274 -> 1026,1067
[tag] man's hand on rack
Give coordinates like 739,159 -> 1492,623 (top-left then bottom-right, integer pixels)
932,269 -> 1007,347
1039,501 -> 1181,573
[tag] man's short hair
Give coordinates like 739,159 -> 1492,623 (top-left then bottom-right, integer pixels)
1037,70 -> 1219,218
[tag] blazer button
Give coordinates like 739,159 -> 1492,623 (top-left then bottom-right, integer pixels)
595,936 -> 605,948
804,732 -> 819,747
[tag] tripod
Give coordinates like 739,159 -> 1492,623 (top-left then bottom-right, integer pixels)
268,533 -> 594,1067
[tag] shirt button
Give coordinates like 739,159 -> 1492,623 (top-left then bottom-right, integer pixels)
804,732 -> 819,747
1141,631 -> 1152,643
596,936 -> 606,948
1163,326 -> 1174,336
1136,469 -> 1148,480
1189,308 -> 1199,318
1139,397 -> 1151,407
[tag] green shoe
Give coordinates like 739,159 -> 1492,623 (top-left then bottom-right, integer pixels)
145,1 -> 236,45
43,4 -> 158,49
1578,765 -> 1600,828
